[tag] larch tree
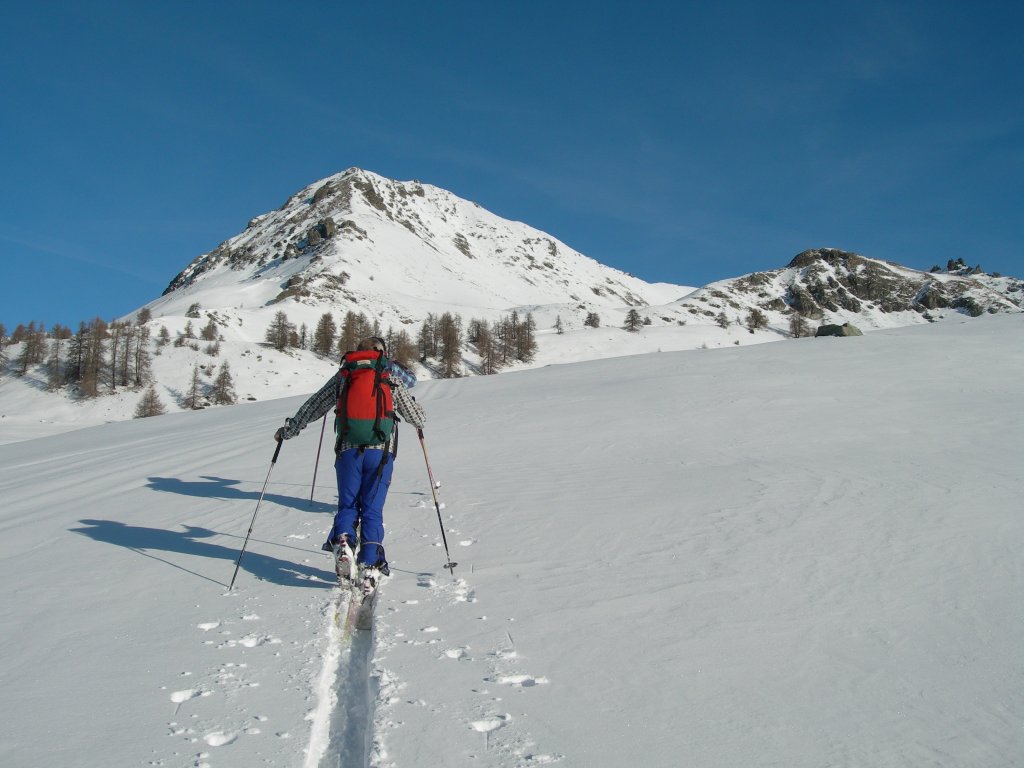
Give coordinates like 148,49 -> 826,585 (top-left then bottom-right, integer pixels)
211,362 -> 237,405
184,364 -> 204,409
265,311 -> 294,351
312,312 -> 337,357
134,385 -> 167,418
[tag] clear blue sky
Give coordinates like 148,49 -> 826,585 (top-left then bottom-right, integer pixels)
2,1 -> 1021,330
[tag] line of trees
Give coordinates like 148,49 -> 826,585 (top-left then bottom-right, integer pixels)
0,311 -> 239,415
268,309 -> 418,369
0,318 -> 155,397
265,308 -> 540,378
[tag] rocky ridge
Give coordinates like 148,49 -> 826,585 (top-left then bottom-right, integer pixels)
672,247 -> 1022,331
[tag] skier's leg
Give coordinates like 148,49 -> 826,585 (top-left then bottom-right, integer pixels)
328,449 -> 364,544
356,449 -> 393,566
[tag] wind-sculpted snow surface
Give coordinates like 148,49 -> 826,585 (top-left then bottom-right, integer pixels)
0,316 -> 1022,767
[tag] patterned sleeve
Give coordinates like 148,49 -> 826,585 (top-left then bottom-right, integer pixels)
392,379 -> 426,429
282,372 -> 340,438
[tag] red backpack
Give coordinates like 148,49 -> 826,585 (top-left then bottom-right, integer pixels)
336,350 -> 395,447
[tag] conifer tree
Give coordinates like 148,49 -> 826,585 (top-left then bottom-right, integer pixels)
745,308 -> 768,332
584,312 -> 601,328
156,326 -> 171,346
624,309 -> 642,332
184,364 -> 204,409
107,321 -> 125,390
265,311 -> 294,351
715,311 -> 730,329
789,311 -> 810,338
554,315 -> 565,335
200,318 -> 218,341
516,313 -> 538,362
417,313 -> 440,360
132,325 -> 152,386
438,312 -> 463,378
339,311 -> 371,355
46,335 -> 64,390
386,328 -> 417,369
16,322 -> 47,375
134,385 -> 167,418
79,318 -> 108,398
0,323 -> 8,372
476,321 -> 501,375
312,312 -> 337,357
211,362 -> 237,405
118,323 -> 137,387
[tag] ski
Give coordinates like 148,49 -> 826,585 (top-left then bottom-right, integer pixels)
331,542 -> 382,636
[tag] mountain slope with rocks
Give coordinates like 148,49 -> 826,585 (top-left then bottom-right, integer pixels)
670,247 -> 1023,332
154,167 -> 690,332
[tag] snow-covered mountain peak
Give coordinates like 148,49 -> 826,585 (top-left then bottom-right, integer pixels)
155,168 -> 688,332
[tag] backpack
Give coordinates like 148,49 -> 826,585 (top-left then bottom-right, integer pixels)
336,350 -> 395,447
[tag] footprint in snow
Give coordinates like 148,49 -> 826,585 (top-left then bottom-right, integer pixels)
493,674 -> 549,688
218,634 -> 281,650
203,730 -> 238,747
471,714 -> 511,733
170,689 -> 208,704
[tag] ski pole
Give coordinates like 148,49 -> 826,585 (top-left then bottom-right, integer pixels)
309,414 -> 327,506
229,437 -> 284,591
417,428 -> 457,575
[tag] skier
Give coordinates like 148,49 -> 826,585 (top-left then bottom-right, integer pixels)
274,337 -> 426,591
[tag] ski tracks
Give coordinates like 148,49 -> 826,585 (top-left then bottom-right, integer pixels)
304,587 -> 381,768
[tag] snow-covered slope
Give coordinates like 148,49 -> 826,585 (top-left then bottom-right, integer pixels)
1,315 -> 1022,767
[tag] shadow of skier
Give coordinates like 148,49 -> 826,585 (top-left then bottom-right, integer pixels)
146,475 -> 335,514
71,519 -> 334,589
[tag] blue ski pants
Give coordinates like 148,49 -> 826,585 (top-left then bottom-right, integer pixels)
330,448 -> 394,565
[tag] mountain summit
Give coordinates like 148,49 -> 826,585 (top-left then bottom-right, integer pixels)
155,168 -> 689,328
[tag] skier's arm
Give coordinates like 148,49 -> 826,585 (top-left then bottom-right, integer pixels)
392,380 -> 426,429
276,373 -> 339,440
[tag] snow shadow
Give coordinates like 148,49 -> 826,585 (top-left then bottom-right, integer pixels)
146,475 -> 336,514
71,519 -> 334,589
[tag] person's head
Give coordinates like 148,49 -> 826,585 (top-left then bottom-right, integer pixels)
357,336 -> 387,354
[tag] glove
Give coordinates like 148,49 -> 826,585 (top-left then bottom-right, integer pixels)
274,427 -> 285,442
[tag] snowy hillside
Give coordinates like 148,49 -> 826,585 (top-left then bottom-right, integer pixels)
2,172 -> 1022,444
1,315 -> 1022,767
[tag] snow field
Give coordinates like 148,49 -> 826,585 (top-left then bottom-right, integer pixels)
0,315 -> 1022,766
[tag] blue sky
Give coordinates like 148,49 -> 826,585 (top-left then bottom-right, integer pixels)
1,1 -> 1021,329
